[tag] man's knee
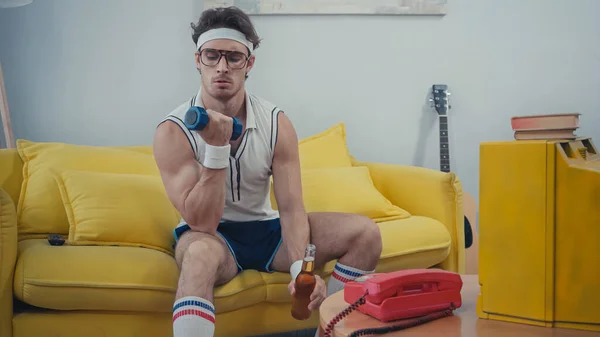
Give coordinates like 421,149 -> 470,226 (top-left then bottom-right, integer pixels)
185,240 -> 223,270
356,215 -> 382,255
176,233 -> 224,273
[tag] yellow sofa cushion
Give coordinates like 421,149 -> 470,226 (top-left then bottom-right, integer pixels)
298,123 -> 353,170
13,216 -> 451,314
374,216 -> 452,271
272,166 -> 410,222
13,239 -> 267,314
16,140 -> 158,238
54,170 -> 180,255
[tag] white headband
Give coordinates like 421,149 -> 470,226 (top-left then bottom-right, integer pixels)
196,28 -> 254,52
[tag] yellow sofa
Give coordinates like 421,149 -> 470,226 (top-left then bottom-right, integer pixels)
0,123 -> 465,337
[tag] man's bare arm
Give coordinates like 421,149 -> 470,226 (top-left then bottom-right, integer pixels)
271,112 -> 310,265
153,121 -> 226,234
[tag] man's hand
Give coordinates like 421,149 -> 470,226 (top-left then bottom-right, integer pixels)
199,109 -> 234,146
288,275 -> 327,311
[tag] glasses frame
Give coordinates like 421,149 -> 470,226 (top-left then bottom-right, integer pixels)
198,48 -> 250,70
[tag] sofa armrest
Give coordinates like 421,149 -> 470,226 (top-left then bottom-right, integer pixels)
0,188 -> 18,337
356,161 -> 465,274
0,148 -> 24,206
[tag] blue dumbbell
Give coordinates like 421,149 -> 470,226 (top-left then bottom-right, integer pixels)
184,106 -> 243,141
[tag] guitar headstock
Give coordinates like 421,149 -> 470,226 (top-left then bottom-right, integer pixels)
430,84 -> 451,116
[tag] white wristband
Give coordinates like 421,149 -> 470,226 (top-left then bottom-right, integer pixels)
202,143 -> 230,169
290,260 -> 303,280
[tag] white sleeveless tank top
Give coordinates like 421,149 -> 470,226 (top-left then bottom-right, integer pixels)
160,88 -> 281,223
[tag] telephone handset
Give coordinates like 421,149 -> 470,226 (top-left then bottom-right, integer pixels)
323,269 -> 462,337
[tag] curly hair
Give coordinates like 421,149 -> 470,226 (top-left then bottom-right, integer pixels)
191,6 -> 262,53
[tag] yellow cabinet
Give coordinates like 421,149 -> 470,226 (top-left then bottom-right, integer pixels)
476,138 -> 600,332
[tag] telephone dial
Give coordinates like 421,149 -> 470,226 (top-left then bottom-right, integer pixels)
323,268 -> 463,337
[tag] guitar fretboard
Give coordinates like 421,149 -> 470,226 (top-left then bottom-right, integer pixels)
439,115 -> 450,173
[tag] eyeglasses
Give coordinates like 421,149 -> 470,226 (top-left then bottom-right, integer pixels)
199,49 -> 249,70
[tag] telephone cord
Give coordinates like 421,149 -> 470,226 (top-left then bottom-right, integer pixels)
346,305 -> 455,337
323,290 -> 456,337
323,291 -> 368,337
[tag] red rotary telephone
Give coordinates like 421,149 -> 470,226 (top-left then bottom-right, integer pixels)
323,269 -> 463,337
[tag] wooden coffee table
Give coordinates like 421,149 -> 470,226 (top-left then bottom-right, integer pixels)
319,275 -> 600,336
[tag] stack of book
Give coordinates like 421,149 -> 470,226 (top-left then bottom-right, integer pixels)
511,113 -> 581,140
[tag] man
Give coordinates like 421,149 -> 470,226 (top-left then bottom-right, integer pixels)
153,6 -> 382,337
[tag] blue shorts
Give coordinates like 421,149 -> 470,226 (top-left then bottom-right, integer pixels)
173,218 -> 283,273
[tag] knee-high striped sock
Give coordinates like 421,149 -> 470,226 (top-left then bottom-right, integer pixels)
327,262 -> 374,296
172,296 -> 215,337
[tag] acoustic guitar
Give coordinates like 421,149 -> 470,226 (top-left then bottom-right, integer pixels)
430,85 -> 478,274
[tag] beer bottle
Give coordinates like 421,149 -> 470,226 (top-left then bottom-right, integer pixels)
291,244 -> 317,320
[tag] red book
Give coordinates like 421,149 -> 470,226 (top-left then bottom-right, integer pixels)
511,113 -> 580,131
